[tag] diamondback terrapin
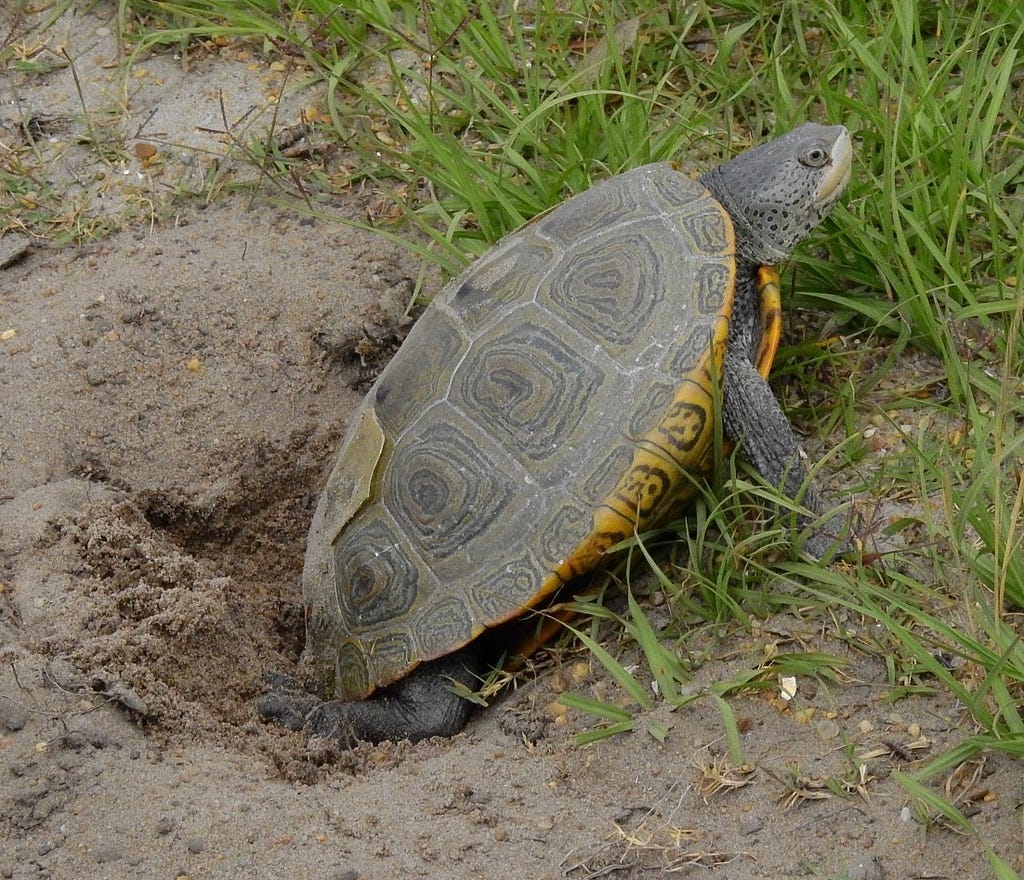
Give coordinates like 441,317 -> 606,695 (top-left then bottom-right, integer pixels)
260,123 -> 854,744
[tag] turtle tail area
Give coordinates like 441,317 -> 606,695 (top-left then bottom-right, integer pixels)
258,650 -> 481,746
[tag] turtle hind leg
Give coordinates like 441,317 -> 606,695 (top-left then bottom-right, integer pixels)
310,652 -> 479,744
258,650 -> 481,746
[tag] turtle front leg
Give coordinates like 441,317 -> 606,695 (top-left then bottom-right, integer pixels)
258,650 -> 480,746
721,347 -> 850,560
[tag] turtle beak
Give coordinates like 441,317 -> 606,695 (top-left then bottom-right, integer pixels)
816,126 -> 853,203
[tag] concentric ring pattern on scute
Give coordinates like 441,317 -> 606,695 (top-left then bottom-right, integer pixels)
384,415 -> 517,564
310,163 -> 738,697
332,512 -> 419,633
456,310 -> 607,473
541,231 -> 665,351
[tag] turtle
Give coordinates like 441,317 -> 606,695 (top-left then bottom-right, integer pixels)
259,122 -> 854,745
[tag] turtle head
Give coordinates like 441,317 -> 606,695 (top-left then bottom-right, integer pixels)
699,123 -> 852,264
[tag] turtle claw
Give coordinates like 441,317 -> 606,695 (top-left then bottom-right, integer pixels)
799,529 -> 855,563
798,505 -> 859,563
305,702 -> 363,747
257,673 -> 320,732
257,675 -> 363,746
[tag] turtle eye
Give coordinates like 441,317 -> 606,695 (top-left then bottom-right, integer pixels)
800,146 -> 831,168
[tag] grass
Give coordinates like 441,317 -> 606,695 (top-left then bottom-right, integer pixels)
7,0 -> 1024,871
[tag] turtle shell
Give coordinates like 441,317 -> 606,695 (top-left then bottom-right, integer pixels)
304,164 -> 779,701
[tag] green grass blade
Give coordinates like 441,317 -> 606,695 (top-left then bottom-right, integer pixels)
559,620 -> 653,712
709,693 -> 744,766
556,692 -> 632,725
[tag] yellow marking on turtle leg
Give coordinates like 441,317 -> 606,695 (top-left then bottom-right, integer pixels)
755,265 -> 782,380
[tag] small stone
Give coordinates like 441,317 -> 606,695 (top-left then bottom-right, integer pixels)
93,844 -> 121,863
65,718 -> 115,749
0,233 -> 31,268
846,855 -> 884,880
31,794 -> 56,821
0,700 -> 28,732
739,816 -> 765,835
815,718 -> 840,740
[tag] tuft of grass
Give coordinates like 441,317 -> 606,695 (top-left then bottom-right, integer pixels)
897,771 -> 1022,880
560,566 -> 847,760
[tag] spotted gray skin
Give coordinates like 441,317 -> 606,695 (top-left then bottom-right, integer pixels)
258,123 -> 854,745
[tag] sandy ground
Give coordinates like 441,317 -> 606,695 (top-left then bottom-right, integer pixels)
2,5 -> 1021,879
